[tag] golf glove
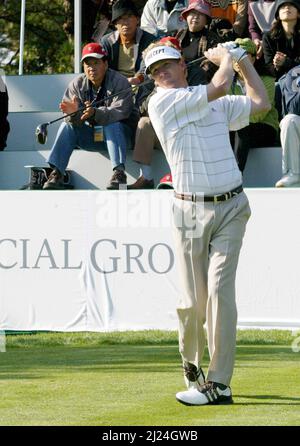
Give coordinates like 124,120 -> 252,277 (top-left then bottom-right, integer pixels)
220,42 -> 248,63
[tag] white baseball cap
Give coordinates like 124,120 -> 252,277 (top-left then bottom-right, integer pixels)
144,45 -> 181,74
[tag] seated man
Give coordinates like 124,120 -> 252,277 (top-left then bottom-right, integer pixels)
275,64 -> 300,187
141,0 -> 188,38
100,0 -> 156,85
44,43 -> 137,190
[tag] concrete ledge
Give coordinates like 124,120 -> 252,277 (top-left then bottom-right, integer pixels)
6,74 -> 77,112
6,112 -> 63,151
0,149 -> 170,190
243,146 -> 282,187
0,146 -> 283,190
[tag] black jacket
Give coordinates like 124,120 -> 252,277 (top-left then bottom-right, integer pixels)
0,85 -> 9,150
100,27 -> 156,75
263,29 -> 300,80
278,65 -> 300,117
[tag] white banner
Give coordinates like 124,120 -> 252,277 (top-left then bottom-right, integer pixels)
0,189 -> 299,331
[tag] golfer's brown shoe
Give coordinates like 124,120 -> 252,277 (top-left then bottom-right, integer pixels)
127,176 -> 154,190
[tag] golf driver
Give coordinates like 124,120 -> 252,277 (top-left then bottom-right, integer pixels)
35,56 -> 206,145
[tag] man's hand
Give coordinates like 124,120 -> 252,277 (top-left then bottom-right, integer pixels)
273,51 -> 286,70
220,42 -> 248,63
253,38 -> 263,59
81,101 -> 96,121
204,45 -> 232,66
128,77 -> 142,86
60,95 -> 79,115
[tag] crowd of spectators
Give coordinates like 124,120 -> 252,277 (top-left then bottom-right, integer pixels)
94,0 -> 300,189
2,0 -> 300,188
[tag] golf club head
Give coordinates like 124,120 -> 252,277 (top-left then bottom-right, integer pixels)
35,123 -> 48,145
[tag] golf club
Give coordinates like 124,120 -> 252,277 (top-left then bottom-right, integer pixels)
35,56 -> 206,145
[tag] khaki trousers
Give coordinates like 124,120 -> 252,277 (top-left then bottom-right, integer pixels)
172,191 -> 251,386
133,117 -> 162,165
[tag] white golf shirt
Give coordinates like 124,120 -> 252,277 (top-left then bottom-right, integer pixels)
148,85 -> 251,195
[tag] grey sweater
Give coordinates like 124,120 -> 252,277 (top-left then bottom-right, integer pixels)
63,68 -> 138,130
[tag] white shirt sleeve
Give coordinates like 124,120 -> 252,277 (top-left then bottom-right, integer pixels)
140,0 -> 158,36
148,85 -> 209,143
213,95 -> 251,131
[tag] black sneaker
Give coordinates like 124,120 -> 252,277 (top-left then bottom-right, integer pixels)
176,381 -> 233,406
43,168 -> 65,190
107,169 -> 127,190
183,362 -> 205,390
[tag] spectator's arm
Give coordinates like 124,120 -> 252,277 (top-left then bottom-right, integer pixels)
140,1 -> 158,36
233,0 -> 248,37
62,81 -> 85,126
248,2 -> 262,41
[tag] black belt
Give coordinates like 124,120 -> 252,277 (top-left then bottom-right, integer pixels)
174,185 -> 243,203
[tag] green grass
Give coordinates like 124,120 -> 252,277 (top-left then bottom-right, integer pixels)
3,329 -> 295,347
0,331 -> 299,426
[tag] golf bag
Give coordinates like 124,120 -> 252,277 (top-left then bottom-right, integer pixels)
20,166 -> 73,190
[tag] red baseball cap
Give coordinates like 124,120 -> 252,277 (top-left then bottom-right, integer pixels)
157,173 -> 173,189
159,36 -> 182,52
81,43 -> 107,62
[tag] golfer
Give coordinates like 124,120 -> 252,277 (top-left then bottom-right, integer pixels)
145,41 -> 270,405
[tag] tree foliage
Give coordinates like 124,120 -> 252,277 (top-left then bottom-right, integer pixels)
0,0 -> 74,74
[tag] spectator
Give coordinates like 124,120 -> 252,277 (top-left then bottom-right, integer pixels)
100,0 -> 156,85
43,43 -> 137,190
230,38 -> 279,172
263,0 -> 300,80
0,76 -> 10,151
92,1 -> 149,40
248,0 -> 277,59
176,0 -> 224,84
275,64 -> 300,186
207,0 -> 248,36
140,0 -> 188,38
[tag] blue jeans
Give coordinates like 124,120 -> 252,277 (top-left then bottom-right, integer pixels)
47,121 -> 132,173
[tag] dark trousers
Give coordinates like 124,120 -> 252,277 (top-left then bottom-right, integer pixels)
230,123 -> 278,172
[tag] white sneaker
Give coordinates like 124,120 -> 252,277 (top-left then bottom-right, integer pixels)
183,362 -> 205,390
176,381 -> 233,406
275,173 -> 300,187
